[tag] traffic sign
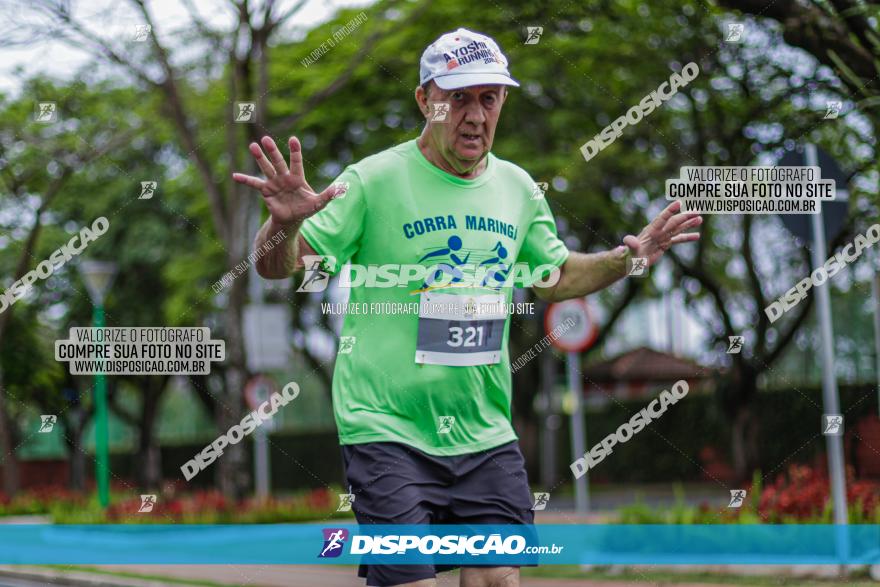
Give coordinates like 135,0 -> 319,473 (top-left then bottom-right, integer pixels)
777,145 -> 849,244
244,304 -> 292,372
545,298 -> 599,353
244,375 -> 279,429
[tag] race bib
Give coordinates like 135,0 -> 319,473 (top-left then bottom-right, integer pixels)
415,292 -> 507,366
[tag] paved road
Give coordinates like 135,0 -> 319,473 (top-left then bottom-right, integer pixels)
1,565 -> 870,586
0,579 -> 68,587
0,565 -> 758,587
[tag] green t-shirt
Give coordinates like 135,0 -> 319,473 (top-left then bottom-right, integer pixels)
299,139 -> 569,456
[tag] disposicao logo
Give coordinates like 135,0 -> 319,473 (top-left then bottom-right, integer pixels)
319,528 -> 349,558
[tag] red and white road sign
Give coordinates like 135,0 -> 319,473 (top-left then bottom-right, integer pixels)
544,298 -> 598,353
244,375 -> 279,411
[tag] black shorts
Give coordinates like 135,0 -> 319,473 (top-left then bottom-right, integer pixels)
341,440 -> 536,587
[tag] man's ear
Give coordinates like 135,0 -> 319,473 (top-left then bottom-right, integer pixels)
415,85 -> 429,116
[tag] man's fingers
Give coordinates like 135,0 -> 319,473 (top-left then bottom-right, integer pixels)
668,215 -> 703,235
232,173 -> 267,191
261,136 -> 289,175
663,211 -> 702,233
653,201 -> 681,227
317,183 -> 345,207
670,232 -> 701,244
622,235 -> 640,250
249,142 -> 276,178
307,183 -> 347,215
288,136 -> 305,179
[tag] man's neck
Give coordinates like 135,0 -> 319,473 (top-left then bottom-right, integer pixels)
417,132 -> 487,179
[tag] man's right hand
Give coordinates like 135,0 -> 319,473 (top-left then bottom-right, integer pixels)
233,135 -> 345,227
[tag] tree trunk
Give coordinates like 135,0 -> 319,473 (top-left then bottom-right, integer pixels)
212,37 -> 255,499
730,407 -> 749,481
0,369 -> 18,497
727,365 -> 760,482
68,407 -> 86,492
218,261 -> 250,499
136,385 -> 164,491
218,367 -> 248,498
141,443 -> 161,491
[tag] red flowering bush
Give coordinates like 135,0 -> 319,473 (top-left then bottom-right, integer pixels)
0,486 -> 86,516
620,464 -> 880,524
757,464 -> 880,522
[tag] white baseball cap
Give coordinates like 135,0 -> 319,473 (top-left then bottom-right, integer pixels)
419,28 -> 520,90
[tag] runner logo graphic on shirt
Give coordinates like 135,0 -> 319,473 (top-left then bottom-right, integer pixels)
478,241 -> 511,287
418,235 -> 470,289
416,236 -> 512,291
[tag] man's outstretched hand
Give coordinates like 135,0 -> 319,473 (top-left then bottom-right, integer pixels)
623,201 -> 702,266
232,136 -> 345,227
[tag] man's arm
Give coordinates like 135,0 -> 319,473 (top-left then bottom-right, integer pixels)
253,218 -> 320,278
534,202 -> 702,303
534,246 -> 630,302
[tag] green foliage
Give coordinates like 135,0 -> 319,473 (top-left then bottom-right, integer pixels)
48,487 -> 352,524
0,306 -> 64,413
620,462 -> 880,524
2,0 -> 879,494
557,383 -> 880,483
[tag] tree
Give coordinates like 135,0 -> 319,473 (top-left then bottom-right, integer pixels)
719,0 -> 880,127
682,1 -> 880,477
0,78 -> 140,495
7,0 -> 875,491
12,0 -> 420,497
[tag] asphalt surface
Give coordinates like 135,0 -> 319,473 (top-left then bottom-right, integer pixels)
0,579 -> 72,587
0,565 -> 863,586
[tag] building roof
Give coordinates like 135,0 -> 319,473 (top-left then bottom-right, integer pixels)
586,346 -> 714,382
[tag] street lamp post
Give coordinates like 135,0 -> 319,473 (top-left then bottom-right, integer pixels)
78,260 -> 118,509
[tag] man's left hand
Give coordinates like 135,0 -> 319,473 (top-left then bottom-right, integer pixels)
623,201 -> 703,266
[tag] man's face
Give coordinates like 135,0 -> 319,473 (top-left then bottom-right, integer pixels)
417,82 -> 507,174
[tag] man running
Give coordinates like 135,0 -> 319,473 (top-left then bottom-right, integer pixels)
234,27 -> 702,587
